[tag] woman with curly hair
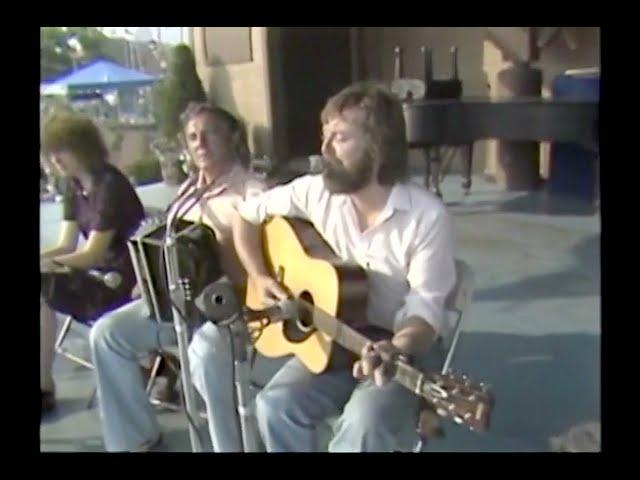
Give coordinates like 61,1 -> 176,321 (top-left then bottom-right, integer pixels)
40,113 -> 144,415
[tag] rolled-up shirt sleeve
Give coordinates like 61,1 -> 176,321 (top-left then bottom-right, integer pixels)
237,175 -> 315,225
394,209 -> 456,336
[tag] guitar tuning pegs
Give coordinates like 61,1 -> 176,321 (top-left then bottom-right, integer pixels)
453,415 -> 464,425
436,407 -> 448,417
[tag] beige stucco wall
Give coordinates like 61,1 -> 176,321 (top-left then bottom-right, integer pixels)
188,27 -> 599,181
191,27 -> 274,157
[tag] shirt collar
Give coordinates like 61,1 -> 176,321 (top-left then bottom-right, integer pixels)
340,182 -> 411,223
337,182 -> 411,232
385,183 -> 412,212
195,163 -> 245,198
375,183 -> 411,225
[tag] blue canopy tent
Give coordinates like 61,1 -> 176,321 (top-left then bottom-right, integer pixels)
40,59 -> 161,124
40,59 -> 161,96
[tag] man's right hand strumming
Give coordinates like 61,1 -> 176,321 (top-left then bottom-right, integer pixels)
252,274 -> 289,307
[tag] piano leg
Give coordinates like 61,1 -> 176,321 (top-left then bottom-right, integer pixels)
461,143 -> 473,195
423,146 -> 442,197
431,149 -> 442,198
423,147 -> 432,190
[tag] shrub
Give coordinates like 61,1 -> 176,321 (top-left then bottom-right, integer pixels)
152,44 -> 207,141
125,153 -> 162,186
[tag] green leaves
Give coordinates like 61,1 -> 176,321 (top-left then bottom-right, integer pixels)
152,45 -> 207,141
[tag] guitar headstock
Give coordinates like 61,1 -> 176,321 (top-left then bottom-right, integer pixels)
417,369 -> 494,432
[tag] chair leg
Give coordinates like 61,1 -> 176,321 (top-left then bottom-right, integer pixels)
57,349 -> 95,370
87,387 -> 98,410
55,315 -> 95,370
55,316 -> 97,407
441,312 -> 463,375
54,315 -> 74,352
145,353 -> 164,395
147,353 -> 184,412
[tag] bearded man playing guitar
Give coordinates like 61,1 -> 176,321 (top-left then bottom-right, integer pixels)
232,81 -> 458,452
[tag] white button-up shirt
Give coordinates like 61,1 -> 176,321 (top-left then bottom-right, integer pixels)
170,164 -> 265,286
237,174 -> 456,336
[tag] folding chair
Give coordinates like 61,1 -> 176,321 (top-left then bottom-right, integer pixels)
412,258 -> 475,451
54,314 -> 98,408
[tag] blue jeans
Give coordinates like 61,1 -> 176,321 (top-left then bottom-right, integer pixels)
90,299 -> 177,451
255,348 -> 444,452
93,300 -> 442,453
90,298 -> 242,452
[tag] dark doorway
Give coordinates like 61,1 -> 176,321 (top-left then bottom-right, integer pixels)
269,28 -> 352,161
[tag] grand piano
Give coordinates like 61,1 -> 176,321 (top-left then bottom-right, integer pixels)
391,43 -> 599,197
403,97 -> 598,151
402,96 -> 599,196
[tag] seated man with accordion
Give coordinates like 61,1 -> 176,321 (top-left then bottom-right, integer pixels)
89,103 -> 265,452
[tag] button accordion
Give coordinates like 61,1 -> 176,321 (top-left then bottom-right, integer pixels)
127,214 -> 224,322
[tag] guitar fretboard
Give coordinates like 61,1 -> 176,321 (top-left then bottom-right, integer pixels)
298,300 -> 436,398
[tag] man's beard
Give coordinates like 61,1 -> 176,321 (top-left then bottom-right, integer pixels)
322,154 -> 374,194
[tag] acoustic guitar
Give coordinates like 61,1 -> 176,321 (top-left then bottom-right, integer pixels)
245,215 -> 493,431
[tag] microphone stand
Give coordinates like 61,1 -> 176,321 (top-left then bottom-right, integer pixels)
195,282 -> 301,452
163,182 -> 214,453
231,314 -> 261,452
194,280 -> 279,452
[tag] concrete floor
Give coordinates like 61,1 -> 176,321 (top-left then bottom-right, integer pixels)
39,172 -> 600,452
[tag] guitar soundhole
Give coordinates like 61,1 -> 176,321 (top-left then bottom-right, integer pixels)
283,291 -> 316,343
297,291 -> 315,332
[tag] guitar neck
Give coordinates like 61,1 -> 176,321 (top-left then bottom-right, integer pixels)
313,310 -> 370,355
308,302 -> 435,396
